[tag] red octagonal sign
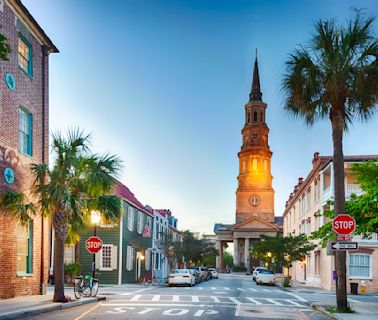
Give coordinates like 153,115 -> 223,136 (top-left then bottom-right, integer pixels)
332,214 -> 356,235
86,236 -> 103,254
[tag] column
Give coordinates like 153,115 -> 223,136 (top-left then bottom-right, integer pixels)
233,238 -> 239,266
216,241 -> 224,269
244,238 -> 251,274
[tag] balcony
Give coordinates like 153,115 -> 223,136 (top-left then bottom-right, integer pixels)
352,234 -> 378,243
322,184 -> 363,203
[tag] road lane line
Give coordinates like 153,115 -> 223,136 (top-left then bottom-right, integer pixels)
103,303 -> 216,307
74,302 -> 100,320
228,297 -> 241,304
224,287 -> 231,290
284,292 -> 307,302
211,287 -> 217,290
192,296 -> 199,302
237,288 -> 246,291
129,295 -> 142,301
172,295 -> 180,301
246,298 -> 262,305
283,299 -> 305,307
265,298 -> 284,305
152,295 -> 160,301
209,296 -> 221,303
120,288 -> 153,295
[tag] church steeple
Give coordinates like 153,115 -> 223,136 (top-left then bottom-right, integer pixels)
249,51 -> 262,101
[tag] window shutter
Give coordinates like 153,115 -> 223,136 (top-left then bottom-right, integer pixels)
111,245 -> 118,270
145,249 -> 150,271
95,251 -> 101,269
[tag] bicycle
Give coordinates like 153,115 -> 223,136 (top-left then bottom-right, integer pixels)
74,275 -> 99,299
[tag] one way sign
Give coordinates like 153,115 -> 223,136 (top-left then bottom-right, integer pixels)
326,241 -> 358,255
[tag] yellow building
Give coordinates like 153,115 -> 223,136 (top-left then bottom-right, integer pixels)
283,153 -> 378,293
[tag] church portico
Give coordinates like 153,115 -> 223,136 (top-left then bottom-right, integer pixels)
214,54 -> 283,272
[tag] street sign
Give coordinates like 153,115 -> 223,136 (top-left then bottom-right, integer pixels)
86,236 -> 103,254
332,214 -> 355,235
337,235 -> 351,241
326,241 -> 358,255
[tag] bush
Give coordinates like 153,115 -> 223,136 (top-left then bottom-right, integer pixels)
283,277 -> 291,287
232,266 -> 247,272
64,262 -> 80,285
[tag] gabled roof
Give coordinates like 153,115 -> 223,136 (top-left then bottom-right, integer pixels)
231,216 -> 282,231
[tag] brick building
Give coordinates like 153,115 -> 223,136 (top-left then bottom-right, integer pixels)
0,0 -> 58,298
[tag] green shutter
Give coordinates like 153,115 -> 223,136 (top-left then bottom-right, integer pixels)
28,113 -> 33,156
27,220 -> 33,273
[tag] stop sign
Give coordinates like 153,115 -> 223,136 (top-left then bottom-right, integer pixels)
86,236 -> 103,254
332,215 -> 356,235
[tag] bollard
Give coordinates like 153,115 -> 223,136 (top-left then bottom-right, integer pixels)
360,281 -> 366,295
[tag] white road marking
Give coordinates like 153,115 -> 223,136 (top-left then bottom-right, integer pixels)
347,298 -> 361,303
211,287 -> 217,290
163,309 -> 189,315
209,296 -> 221,303
228,297 -> 241,304
246,298 -> 262,305
237,288 -> 246,291
172,295 -> 180,302
152,295 -> 160,301
265,298 -> 284,305
283,299 -> 305,307
213,291 -> 227,294
248,288 -> 257,292
191,296 -> 199,302
197,287 -> 203,290
261,288 -> 271,292
223,287 -> 231,290
129,295 -> 142,301
103,303 -> 217,307
137,308 -> 161,314
120,288 -> 153,295
283,292 -> 308,302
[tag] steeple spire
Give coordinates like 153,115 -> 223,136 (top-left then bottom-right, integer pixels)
249,49 -> 262,101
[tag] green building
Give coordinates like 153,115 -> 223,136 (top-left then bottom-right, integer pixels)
79,181 -> 154,284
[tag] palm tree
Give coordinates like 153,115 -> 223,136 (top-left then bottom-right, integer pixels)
282,11 -> 378,310
0,129 -> 122,302
0,30 -> 11,61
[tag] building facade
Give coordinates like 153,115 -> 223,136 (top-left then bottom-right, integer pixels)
78,182 -> 154,284
214,56 -> 282,273
283,153 -> 378,293
0,0 -> 58,298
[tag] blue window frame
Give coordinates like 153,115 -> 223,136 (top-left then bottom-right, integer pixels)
18,35 -> 33,77
19,108 -> 33,156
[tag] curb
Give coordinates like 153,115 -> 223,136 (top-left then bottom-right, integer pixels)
0,296 -> 106,320
311,304 -> 341,320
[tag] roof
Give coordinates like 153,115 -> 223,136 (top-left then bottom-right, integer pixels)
113,180 -> 152,216
274,216 -> 283,225
11,0 -> 59,53
213,223 -> 233,233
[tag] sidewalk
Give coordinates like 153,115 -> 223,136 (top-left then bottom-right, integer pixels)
312,302 -> 378,320
0,290 -> 104,320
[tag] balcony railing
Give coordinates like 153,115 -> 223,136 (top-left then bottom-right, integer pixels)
322,184 -> 363,202
352,234 -> 378,242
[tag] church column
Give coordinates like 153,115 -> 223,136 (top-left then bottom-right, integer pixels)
216,241 -> 224,269
244,238 -> 251,274
233,238 -> 239,266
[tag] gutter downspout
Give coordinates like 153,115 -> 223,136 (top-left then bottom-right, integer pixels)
40,45 -> 48,295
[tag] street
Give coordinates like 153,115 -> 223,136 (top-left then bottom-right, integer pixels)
21,274 -> 340,320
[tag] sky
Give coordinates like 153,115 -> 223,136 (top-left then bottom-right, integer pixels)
23,0 -> 378,234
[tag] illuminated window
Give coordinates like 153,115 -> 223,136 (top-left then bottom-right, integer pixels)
252,159 -> 258,170
18,35 -> 33,76
17,221 -> 32,274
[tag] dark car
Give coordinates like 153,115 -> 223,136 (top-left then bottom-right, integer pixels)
189,267 -> 210,282
189,269 -> 201,284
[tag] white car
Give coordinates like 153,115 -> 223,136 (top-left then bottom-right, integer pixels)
168,269 -> 196,287
255,269 -> 275,285
208,268 -> 218,279
252,266 -> 267,281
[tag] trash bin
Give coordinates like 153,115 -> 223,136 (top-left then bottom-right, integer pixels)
350,282 -> 358,294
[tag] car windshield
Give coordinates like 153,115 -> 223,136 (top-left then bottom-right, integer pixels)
259,270 -> 273,274
172,269 -> 188,274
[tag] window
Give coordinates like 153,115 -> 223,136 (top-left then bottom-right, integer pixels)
137,211 -> 144,234
126,246 -> 134,271
263,160 -> 268,171
127,206 -> 135,231
349,254 -> 371,278
252,159 -> 258,170
315,251 -> 321,275
18,35 -> 33,76
102,245 -> 112,268
19,108 -> 32,156
253,111 -> 257,122
96,244 -> 117,271
17,221 -> 32,274
307,188 -> 311,211
155,252 -> 161,270
64,245 -> 75,264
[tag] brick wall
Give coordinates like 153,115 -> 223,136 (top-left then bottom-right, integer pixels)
0,1 -> 51,299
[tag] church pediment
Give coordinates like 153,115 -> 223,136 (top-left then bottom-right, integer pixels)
231,216 -> 280,231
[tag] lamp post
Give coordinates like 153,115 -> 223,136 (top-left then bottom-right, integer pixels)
91,210 -> 101,279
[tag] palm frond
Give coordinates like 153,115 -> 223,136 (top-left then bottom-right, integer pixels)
0,191 -> 35,223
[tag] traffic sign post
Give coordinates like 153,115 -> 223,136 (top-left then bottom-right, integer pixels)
332,214 -> 356,236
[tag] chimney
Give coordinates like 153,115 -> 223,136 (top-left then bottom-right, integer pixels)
312,152 -> 320,167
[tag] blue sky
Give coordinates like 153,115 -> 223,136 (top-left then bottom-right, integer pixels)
24,0 -> 378,234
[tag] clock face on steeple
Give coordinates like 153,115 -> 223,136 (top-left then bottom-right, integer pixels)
249,195 -> 260,206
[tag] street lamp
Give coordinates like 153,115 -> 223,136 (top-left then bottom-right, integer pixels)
91,210 -> 101,279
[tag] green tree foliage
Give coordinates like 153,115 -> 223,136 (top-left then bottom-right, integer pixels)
0,129 -> 122,302
180,230 -> 203,265
224,252 -> 233,268
0,31 -> 11,61
312,161 -> 378,246
250,235 -> 315,275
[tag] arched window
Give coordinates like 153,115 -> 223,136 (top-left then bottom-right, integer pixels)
252,158 -> 258,170
263,160 -> 268,171
260,111 -> 264,122
247,112 -> 250,124
254,111 -> 257,122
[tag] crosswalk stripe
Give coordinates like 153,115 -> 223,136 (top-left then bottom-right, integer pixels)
172,295 -> 180,301
211,287 -> 217,290
224,287 -> 231,290
209,296 -> 221,303
237,288 -> 246,291
129,295 -> 142,301
192,296 -> 199,302
283,299 -> 305,307
261,288 -> 271,292
246,297 -> 262,305
229,297 -> 241,304
265,298 -> 284,305
197,287 -> 203,290
152,295 -> 160,301
284,292 -> 307,302
248,288 -> 257,292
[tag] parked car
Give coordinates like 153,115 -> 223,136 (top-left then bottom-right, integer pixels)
189,267 -> 210,282
168,269 -> 196,287
208,268 -> 218,279
252,266 -> 267,281
255,269 -> 275,285
189,269 -> 201,284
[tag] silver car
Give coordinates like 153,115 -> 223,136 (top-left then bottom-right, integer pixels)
252,266 -> 267,281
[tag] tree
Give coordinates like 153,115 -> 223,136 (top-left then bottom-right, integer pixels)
250,235 -> 315,276
0,30 -> 11,61
312,161 -> 378,245
0,129 -> 122,302
282,10 -> 378,310
180,230 -> 203,265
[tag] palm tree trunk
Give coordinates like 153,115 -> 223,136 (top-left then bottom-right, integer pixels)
331,111 -> 347,311
53,212 -> 68,302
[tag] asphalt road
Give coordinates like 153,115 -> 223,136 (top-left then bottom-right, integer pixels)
23,274 -> 331,320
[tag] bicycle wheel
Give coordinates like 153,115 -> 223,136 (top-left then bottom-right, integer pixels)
91,280 -> 99,297
74,283 -> 82,299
